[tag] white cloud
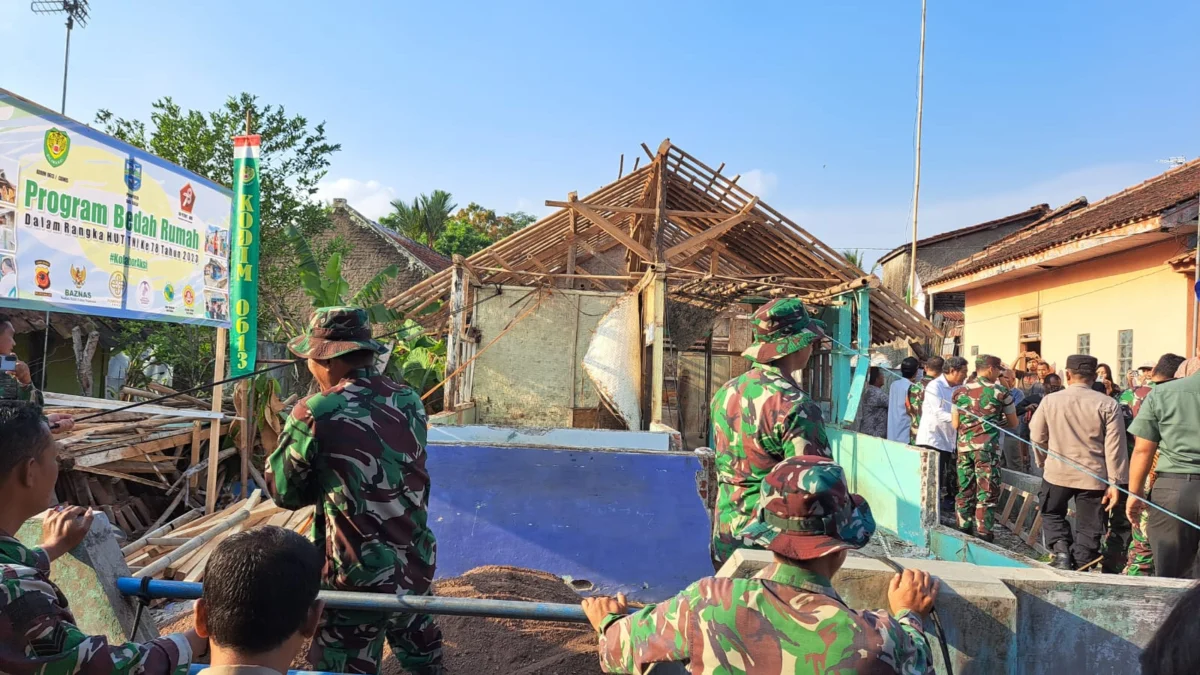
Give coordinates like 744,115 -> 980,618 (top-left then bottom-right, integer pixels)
315,178 -> 397,220
738,169 -> 778,198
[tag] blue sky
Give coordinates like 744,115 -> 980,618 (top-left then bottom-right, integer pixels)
3,1 -> 1197,265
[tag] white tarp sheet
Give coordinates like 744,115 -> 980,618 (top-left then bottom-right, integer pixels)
583,290 -> 642,429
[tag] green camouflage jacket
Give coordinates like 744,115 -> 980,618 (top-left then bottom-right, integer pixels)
952,377 -> 1014,452
0,374 -> 42,406
598,561 -> 934,674
1119,383 -> 1158,421
0,535 -> 191,675
265,367 -> 436,594
906,375 -> 932,442
710,363 -> 831,567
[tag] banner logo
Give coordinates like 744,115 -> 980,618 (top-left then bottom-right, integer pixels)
240,165 -> 257,185
163,283 -> 175,303
44,129 -> 70,168
34,260 -> 51,290
182,285 -> 195,308
180,183 -> 196,214
108,271 -> 126,298
69,264 -> 86,288
137,280 -> 152,307
124,158 -> 142,192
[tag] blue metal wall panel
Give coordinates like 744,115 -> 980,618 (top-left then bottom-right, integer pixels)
427,444 -> 714,602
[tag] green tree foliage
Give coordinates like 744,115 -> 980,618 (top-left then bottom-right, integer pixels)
285,225 -> 399,327
381,190 -> 457,247
454,202 -> 536,240
95,94 -> 340,334
114,322 -> 217,396
433,219 -> 494,258
841,249 -> 879,275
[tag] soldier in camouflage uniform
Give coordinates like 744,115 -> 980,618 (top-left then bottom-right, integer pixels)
0,401 -> 201,674
709,298 -> 832,570
583,456 -> 939,675
1119,353 -> 1185,575
951,354 -> 1017,541
0,315 -> 43,406
906,357 -> 942,444
266,307 -> 441,675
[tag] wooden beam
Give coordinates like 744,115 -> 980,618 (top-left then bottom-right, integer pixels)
77,466 -> 168,490
565,209 -> 578,282
189,421 -> 203,489
444,260 -> 467,411
664,198 -> 758,261
709,251 -> 720,276
74,426 -> 224,468
205,330 -> 228,514
545,201 -> 746,219
568,196 -> 654,262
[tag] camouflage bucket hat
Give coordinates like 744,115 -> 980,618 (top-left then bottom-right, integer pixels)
741,298 -> 828,364
739,456 -> 875,560
288,306 -> 388,360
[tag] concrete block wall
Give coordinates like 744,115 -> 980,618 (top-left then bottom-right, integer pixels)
721,549 -> 1188,675
471,287 -> 622,428
16,511 -> 157,644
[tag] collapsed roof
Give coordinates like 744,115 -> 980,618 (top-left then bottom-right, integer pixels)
386,140 -> 937,346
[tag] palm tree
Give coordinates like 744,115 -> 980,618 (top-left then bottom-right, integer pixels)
841,249 -> 879,275
385,190 -> 458,247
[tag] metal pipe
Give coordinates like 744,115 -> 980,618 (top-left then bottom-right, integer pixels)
190,667 -> 338,675
117,578 -> 592,624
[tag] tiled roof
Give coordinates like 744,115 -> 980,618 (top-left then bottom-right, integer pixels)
367,220 -> 452,273
876,204 -> 1051,265
931,160 -> 1200,284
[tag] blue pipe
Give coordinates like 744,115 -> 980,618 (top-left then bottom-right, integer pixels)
118,577 -> 592,623
189,662 -> 338,667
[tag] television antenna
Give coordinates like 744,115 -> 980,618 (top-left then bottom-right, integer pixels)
1158,156 -> 1187,168
30,1 -> 90,114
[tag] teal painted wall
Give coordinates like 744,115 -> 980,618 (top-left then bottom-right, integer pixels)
827,428 -> 929,546
930,529 -> 1030,569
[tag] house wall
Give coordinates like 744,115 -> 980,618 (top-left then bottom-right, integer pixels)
471,286 -> 623,428
880,219 -> 1034,297
14,331 -> 107,396
319,209 -> 433,304
962,240 -> 1189,371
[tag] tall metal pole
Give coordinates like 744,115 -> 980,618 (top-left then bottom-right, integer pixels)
61,16 -> 73,113
907,0 -> 927,308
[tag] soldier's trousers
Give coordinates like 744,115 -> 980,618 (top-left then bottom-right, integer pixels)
955,446 -> 1000,537
1124,509 -> 1155,575
310,599 -> 443,675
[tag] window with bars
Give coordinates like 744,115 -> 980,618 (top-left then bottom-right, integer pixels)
1077,334 -> 1091,355
1118,330 -> 1134,380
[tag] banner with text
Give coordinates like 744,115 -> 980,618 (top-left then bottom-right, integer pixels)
228,135 -> 261,376
0,89 -> 233,326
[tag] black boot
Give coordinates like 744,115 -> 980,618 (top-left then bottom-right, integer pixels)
977,531 -> 995,544
1050,542 -> 1073,570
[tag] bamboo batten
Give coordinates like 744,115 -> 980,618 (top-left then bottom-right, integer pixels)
384,140 -> 939,346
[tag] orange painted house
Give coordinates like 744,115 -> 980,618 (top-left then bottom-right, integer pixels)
926,160 -> 1200,379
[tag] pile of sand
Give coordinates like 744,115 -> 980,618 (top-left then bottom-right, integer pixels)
163,565 -> 603,675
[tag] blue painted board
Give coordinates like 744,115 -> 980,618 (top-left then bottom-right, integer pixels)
427,444 -> 714,602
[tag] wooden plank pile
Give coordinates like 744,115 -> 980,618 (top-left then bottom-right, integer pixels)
48,385 -> 238,538
124,490 -> 315,582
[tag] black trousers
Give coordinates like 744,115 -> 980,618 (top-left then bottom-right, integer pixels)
1040,480 -> 1105,568
1148,473 -> 1200,579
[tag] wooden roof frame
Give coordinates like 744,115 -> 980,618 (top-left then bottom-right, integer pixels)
386,140 -> 937,346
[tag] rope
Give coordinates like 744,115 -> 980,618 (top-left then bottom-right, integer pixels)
834,334 -> 1200,535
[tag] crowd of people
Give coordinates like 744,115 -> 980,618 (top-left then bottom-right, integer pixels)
868,346 -> 1200,579
1,303 -> 1199,674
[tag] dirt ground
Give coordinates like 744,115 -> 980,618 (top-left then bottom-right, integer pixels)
162,565 -> 603,675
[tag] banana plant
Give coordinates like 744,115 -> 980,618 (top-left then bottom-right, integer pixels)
285,224 -> 400,324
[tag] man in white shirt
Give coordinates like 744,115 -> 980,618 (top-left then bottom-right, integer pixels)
887,357 -> 920,443
916,356 -> 970,509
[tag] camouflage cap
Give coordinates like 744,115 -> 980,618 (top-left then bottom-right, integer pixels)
287,306 -> 388,360
739,456 -> 875,560
741,298 -> 828,364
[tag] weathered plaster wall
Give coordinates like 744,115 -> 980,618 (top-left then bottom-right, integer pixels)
472,286 -> 622,427
962,240 -> 1188,369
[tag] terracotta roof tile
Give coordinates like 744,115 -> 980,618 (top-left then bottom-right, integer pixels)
367,221 -> 452,272
876,204 -> 1051,265
931,161 -> 1200,284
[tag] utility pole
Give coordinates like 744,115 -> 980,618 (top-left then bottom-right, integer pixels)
907,0 -> 927,308
30,1 -> 90,114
